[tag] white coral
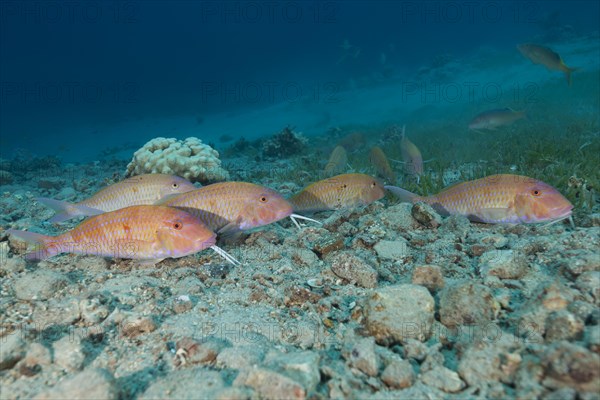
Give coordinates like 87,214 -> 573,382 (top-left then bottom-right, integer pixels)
125,137 -> 229,184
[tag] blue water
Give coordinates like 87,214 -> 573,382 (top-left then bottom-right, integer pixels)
1,0 -> 599,162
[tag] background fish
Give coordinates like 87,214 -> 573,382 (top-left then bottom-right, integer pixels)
369,146 -> 395,183
159,182 -> 293,233
7,205 -> 216,263
469,108 -> 527,130
324,145 -> 348,177
289,173 -> 385,213
399,125 -> 423,179
386,174 -> 573,224
38,174 -> 197,223
517,43 -> 576,86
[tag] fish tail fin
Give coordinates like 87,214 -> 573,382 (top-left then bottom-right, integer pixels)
384,185 -> 419,203
36,197 -> 103,223
6,229 -> 59,261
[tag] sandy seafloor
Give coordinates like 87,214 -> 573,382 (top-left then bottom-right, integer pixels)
1,36 -> 600,399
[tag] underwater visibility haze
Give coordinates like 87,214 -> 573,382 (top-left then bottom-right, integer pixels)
0,1 -> 599,399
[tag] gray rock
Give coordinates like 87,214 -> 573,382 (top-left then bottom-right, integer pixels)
481,234 -> 509,249
0,256 -> 26,274
330,252 -> 378,288
365,284 -> 435,344
345,337 -> 380,377
575,271 -> 600,303
479,249 -> 528,279
381,359 -> 415,389
544,310 -> 584,342
542,341 -> 600,393
585,325 -> 600,353
402,338 -> 429,361
120,315 -> 157,338
411,202 -> 442,228
174,337 -> 228,367
265,350 -> 321,393
457,331 -> 522,386
379,203 -> 416,231
563,250 -> 600,276
373,239 -> 410,261
14,270 -> 69,301
411,265 -> 444,291
543,388 -> 577,400
420,366 -> 465,393
53,335 -> 85,371
22,342 -> 52,369
440,214 -> 470,238
0,330 -> 25,370
439,281 -> 499,327
140,368 -> 225,399
217,345 -> 265,370
34,368 -> 117,400
79,297 -> 110,325
291,248 -> 319,267
233,367 -> 305,400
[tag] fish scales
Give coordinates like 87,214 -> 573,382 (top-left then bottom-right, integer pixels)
290,173 -> 385,213
37,174 -> 197,223
81,174 -> 196,210
8,205 -> 216,261
159,182 -> 293,232
386,174 -> 573,224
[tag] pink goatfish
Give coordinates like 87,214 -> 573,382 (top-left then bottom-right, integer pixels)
385,174 -> 573,224
159,182 -> 317,233
517,43 -> 577,86
289,173 -> 385,213
469,108 -> 527,131
399,125 -> 423,181
7,205 -> 239,266
38,174 -> 196,223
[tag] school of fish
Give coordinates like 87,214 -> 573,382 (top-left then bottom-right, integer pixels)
9,39 -> 580,269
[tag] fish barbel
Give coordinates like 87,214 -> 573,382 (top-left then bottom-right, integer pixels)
158,182 -> 296,233
386,174 -> 573,224
289,173 -> 385,213
37,174 -> 197,223
6,205 -> 241,265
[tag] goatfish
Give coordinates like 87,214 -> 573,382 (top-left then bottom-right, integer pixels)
385,174 -> 573,224
289,173 -> 385,213
38,174 -> 197,223
469,108 -> 527,131
369,146 -> 395,183
517,43 -> 576,86
7,205 -> 239,266
324,145 -> 348,177
158,182 -> 318,233
398,125 -> 423,182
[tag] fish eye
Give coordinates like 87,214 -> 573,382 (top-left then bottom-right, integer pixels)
371,182 -> 377,188
172,182 -> 179,188
259,195 -> 268,203
531,189 -> 542,196
173,220 -> 183,230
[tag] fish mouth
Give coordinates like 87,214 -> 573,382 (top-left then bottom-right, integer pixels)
552,205 -> 574,219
